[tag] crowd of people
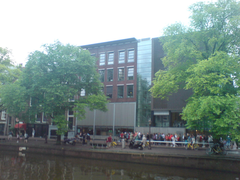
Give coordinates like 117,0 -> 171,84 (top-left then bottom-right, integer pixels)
107,131 -> 238,149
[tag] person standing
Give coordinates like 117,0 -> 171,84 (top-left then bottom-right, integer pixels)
82,133 -> 86,145
8,131 -> 13,141
16,133 -> 20,143
142,135 -> 147,148
106,134 -> 112,148
32,128 -> 35,138
24,132 -> 28,143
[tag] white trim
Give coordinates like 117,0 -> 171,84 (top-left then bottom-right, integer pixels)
107,68 -> 113,70
1,111 -> 6,120
126,83 -> 134,85
117,67 -> 124,69
117,84 -> 124,86
106,85 -> 113,87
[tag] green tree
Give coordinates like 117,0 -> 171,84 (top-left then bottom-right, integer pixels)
6,41 -> 108,142
0,47 -> 23,118
150,0 -> 240,139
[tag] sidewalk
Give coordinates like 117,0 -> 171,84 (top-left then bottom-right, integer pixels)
1,135 -> 239,159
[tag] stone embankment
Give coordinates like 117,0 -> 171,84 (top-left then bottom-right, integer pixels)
0,136 -> 240,173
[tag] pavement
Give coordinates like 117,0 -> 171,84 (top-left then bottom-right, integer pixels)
1,136 -> 240,159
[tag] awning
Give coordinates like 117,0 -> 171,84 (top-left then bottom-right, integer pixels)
14,123 -> 27,131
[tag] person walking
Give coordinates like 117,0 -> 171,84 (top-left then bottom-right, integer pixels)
32,128 -> 35,138
142,134 -> 147,148
24,131 -> 29,143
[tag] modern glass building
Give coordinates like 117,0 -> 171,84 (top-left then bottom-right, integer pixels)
136,38 -> 152,127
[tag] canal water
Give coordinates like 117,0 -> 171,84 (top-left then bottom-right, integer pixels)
0,151 -> 239,180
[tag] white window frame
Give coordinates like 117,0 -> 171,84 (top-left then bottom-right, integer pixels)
108,52 -> 114,65
118,51 -> 125,64
127,49 -> 134,62
127,67 -> 134,80
99,53 -> 105,66
1,110 -> 6,120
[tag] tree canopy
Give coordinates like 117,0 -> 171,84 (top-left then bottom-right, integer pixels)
0,42 -> 108,133
150,0 -> 240,139
0,47 -> 23,115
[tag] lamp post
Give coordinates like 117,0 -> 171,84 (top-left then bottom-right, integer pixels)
148,119 -> 151,150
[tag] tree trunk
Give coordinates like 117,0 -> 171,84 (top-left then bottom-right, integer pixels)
56,135 -> 61,145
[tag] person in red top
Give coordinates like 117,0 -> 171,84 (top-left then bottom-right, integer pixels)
120,132 -> 124,139
107,134 -> 112,148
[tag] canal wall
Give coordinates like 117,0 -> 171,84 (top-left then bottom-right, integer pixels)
1,144 -> 239,173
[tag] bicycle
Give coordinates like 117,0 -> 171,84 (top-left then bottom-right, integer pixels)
145,141 -> 149,147
111,141 -> 117,147
185,143 -> 199,150
206,143 -> 226,155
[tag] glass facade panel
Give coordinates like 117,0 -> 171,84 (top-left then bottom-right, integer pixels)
137,38 -> 152,127
154,115 -> 170,127
171,112 -> 186,127
117,86 -> 124,98
119,51 -> 125,63
107,69 -> 113,82
99,54 -> 105,66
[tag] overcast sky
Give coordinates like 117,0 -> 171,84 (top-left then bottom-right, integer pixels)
0,0 -> 217,65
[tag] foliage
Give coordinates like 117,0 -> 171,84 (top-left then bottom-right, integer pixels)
53,115 -> 69,135
137,75 -> 151,127
18,41 -> 108,126
150,0 -> 240,139
0,47 -> 23,116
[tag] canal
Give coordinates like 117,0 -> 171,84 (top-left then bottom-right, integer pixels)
0,151 -> 239,180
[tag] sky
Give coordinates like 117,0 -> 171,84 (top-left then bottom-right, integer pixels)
0,0 -> 218,65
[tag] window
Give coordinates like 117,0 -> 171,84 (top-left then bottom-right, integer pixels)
128,49 -> 134,62
68,117 -> 73,130
99,53 -> 105,66
80,89 -> 85,96
69,95 -> 74,102
108,52 -> 114,65
37,113 -> 42,122
118,68 -> 124,81
69,110 -> 74,116
8,116 -> 12,125
99,70 -> 105,82
1,111 -> 6,120
127,67 -> 134,80
119,51 -> 125,63
107,69 -> 113,82
117,86 -> 124,98
127,85 -> 134,98
106,86 -> 113,98
154,115 -> 170,127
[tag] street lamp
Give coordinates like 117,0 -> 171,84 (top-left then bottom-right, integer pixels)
148,119 -> 151,150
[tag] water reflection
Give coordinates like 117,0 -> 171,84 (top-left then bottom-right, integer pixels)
0,151 -> 238,180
